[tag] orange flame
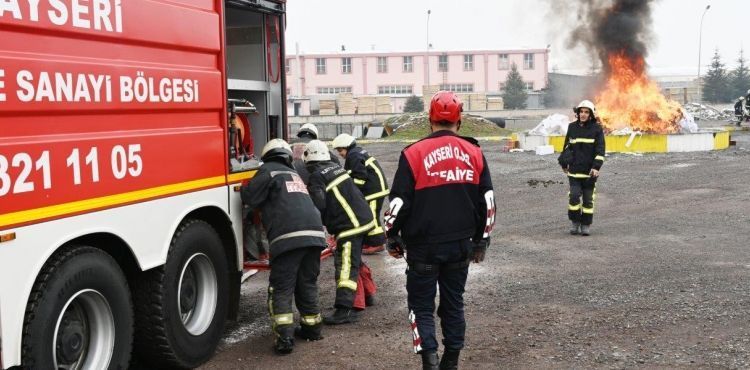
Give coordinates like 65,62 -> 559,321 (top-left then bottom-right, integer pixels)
596,52 -> 683,134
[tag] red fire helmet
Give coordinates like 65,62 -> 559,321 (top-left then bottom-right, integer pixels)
429,91 -> 463,124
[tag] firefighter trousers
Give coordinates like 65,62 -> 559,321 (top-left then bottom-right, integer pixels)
268,247 -> 322,338
334,234 -> 364,308
405,239 -> 472,354
568,177 -> 597,226
363,197 -> 386,247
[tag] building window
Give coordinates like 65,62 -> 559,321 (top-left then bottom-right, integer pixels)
378,85 -> 413,95
524,82 -> 534,91
317,86 -> 352,94
438,55 -> 448,72
377,56 -> 388,73
316,58 -> 326,74
439,83 -> 473,93
524,53 -> 535,70
498,54 -> 509,70
403,56 -> 413,72
463,55 -> 474,71
285,59 -> 291,74
341,57 -> 352,74
498,82 -> 506,93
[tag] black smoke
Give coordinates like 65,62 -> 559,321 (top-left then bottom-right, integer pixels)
566,0 -> 656,74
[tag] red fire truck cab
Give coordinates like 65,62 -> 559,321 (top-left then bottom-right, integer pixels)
0,0 -> 287,368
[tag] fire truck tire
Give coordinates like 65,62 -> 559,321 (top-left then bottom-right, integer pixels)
21,246 -> 133,369
133,219 -> 229,368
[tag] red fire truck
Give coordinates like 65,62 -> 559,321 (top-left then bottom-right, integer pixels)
0,1 -> 288,368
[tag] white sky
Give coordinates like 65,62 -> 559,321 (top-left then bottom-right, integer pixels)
285,0 -> 747,76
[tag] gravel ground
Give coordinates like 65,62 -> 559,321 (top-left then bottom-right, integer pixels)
196,128 -> 750,370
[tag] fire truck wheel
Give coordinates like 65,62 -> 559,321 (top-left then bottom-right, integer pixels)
133,219 -> 229,368
21,246 -> 133,369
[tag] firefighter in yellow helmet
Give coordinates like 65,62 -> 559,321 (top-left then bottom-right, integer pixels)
558,100 -> 606,236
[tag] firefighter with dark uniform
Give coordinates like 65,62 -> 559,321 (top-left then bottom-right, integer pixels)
735,97 -> 746,126
240,139 -> 327,355
331,133 -> 390,254
304,140 -> 377,324
384,91 -> 496,370
290,123 -> 339,184
558,100 -> 606,236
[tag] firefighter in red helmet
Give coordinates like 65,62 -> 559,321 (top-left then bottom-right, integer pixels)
385,91 -> 496,369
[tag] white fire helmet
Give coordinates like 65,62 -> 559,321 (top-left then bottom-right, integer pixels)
741,96 -> 746,101
261,139 -> 292,160
297,123 -> 319,139
575,100 -> 597,116
332,133 -> 356,149
303,140 -> 331,162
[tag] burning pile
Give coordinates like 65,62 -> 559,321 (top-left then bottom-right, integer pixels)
562,0 -> 685,134
596,52 -> 683,133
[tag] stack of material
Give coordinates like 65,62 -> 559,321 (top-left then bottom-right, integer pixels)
456,93 -> 471,108
422,85 -> 440,111
469,93 -> 487,111
336,93 -> 356,115
357,96 -> 377,114
319,99 -> 336,116
487,97 -> 504,110
376,96 -> 392,114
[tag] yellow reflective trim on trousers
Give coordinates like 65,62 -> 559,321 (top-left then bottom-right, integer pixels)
326,174 -> 351,191
301,314 -> 322,326
338,241 -> 358,291
595,155 -> 605,161
367,200 -> 385,236
570,138 -> 595,144
582,207 -> 594,214
273,313 -> 294,325
353,178 -> 366,185
568,203 -> 582,211
365,157 -> 388,195
568,173 -> 591,179
332,187 -> 360,228
365,189 -> 390,201
338,219 -> 376,239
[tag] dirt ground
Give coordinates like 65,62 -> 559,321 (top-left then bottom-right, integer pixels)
199,127 -> 750,369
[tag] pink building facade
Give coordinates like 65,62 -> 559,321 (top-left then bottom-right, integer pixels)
286,49 -> 549,114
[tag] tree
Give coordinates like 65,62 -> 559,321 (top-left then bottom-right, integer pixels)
702,49 -> 731,103
403,95 -> 424,113
502,63 -> 528,109
730,49 -> 750,100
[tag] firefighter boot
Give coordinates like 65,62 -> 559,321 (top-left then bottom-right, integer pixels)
421,352 -> 440,370
274,336 -> 294,355
439,349 -> 460,370
570,222 -> 581,235
295,324 -> 324,341
323,307 -> 361,325
580,225 -> 590,236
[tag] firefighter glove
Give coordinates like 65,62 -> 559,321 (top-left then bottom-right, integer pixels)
386,236 -> 405,259
472,238 -> 489,263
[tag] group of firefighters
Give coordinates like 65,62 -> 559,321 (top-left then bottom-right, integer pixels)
239,91 -> 604,369
734,89 -> 750,126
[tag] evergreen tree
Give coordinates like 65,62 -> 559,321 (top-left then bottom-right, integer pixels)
403,95 -> 424,113
730,49 -> 750,100
502,63 -> 528,109
702,49 -> 731,103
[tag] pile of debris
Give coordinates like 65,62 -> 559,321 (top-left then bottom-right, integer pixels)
683,103 -> 731,121
383,112 -> 511,139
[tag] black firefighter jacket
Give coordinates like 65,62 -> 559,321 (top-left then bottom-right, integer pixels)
344,146 -> 389,201
306,161 -> 375,239
559,120 -> 606,179
385,130 -> 496,246
241,159 -> 327,259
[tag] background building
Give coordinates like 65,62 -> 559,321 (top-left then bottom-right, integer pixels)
286,48 -> 549,115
